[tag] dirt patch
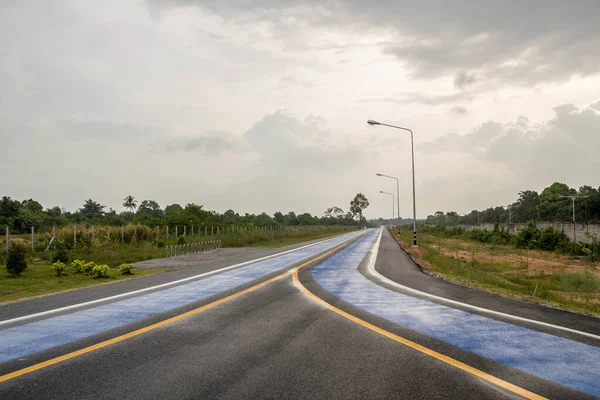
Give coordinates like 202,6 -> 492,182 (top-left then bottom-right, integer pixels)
432,241 -> 599,278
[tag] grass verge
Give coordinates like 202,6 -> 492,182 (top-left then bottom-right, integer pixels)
0,264 -> 173,304
391,228 -> 600,317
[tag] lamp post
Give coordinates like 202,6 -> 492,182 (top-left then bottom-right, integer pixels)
376,173 -> 400,228
379,191 -> 394,229
560,195 -> 589,243
369,119 -> 418,247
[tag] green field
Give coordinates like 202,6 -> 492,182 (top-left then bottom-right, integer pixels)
0,264 -> 172,303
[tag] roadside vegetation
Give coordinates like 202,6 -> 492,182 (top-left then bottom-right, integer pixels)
391,225 -> 600,316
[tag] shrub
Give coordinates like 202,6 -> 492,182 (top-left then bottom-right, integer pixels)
177,235 -> 186,245
6,242 -> 28,276
152,239 -> 166,248
90,264 -> 110,279
83,261 -> 96,275
71,259 -> 86,274
52,261 -> 66,276
515,221 -> 540,249
118,263 -> 134,275
52,248 -> 69,264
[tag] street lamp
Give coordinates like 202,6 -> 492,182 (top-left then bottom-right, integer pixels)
560,195 -> 589,242
368,119 -> 418,247
379,191 -> 394,229
376,173 -> 400,228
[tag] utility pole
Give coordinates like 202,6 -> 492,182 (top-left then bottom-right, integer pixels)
560,195 -> 589,243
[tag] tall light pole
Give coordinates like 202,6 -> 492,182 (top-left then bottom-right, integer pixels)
368,119 -> 418,247
560,195 -> 589,243
379,191 -> 394,229
376,173 -> 400,228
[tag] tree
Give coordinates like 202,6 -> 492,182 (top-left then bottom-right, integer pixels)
123,195 -> 138,221
514,190 -> 540,222
273,211 -> 285,224
350,193 -> 369,227
324,206 -> 344,219
80,199 -> 105,223
135,200 -> 164,226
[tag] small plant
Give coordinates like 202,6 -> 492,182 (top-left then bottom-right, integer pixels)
90,264 -> 110,279
152,239 -> 166,248
52,261 -> 66,276
177,235 -> 186,245
6,242 -> 28,276
118,263 -> 134,275
83,261 -> 96,275
52,247 -> 69,264
71,259 -> 86,274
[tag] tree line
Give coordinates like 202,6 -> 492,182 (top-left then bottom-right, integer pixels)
425,182 -> 600,225
0,193 -> 371,234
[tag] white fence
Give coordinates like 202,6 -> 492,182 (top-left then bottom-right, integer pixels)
165,240 -> 222,257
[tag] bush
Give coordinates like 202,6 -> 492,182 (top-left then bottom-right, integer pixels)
118,263 -> 134,275
71,259 -> 86,274
152,239 -> 166,248
52,248 -> 69,264
83,261 -> 96,275
6,242 -> 28,276
90,264 -> 110,279
52,261 -> 66,276
516,222 -> 540,249
177,235 -> 186,245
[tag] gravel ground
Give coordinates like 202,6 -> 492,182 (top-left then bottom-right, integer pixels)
133,248 -> 266,269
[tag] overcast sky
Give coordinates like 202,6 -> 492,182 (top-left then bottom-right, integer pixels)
1,1 -> 599,219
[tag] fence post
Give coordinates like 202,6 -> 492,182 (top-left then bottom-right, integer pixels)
184,226 -> 187,236
205,226 -> 207,236
108,226 -> 110,240
134,225 -> 137,238
31,226 -> 35,251
157,226 -> 160,239
217,227 -> 219,235
211,226 -> 213,235
121,226 -> 124,243
92,225 -> 95,244
53,225 -> 56,250
176,226 -> 178,238
191,226 -> 194,236
74,225 -> 77,248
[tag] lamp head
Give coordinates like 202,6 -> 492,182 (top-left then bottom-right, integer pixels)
367,119 -> 380,126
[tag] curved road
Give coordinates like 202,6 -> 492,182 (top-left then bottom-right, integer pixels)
0,229 -> 598,399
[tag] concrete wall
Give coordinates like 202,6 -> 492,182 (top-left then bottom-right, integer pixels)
454,222 -> 600,244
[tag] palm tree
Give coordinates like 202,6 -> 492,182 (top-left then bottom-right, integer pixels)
123,195 -> 138,222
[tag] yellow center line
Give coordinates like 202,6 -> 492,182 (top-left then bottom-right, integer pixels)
0,240 -> 354,383
292,269 -> 547,400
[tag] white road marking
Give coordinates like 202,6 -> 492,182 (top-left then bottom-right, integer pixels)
366,228 -> 600,341
0,232 -> 357,327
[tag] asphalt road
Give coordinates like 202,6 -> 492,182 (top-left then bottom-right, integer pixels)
0,229 -> 598,399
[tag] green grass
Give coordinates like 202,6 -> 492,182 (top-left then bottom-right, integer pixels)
0,264 -> 172,303
392,228 -> 600,316
0,228 -> 352,303
45,228 -> 354,267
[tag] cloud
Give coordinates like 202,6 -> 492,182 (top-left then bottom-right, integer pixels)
454,71 -> 476,89
421,99 -> 600,188
149,0 -> 600,87
358,91 -> 472,106
450,106 -> 468,115
163,131 -> 247,155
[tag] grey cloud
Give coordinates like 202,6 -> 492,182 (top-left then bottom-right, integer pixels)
148,0 -> 600,86
450,106 -> 468,115
454,71 -> 476,89
164,132 -> 247,155
57,119 -> 167,141
359,91 -> 472,106
421,100 -> 600,185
